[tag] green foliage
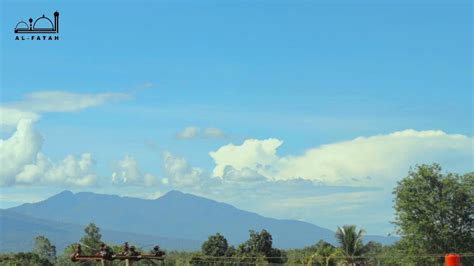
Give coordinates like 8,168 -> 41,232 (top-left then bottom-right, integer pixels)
0,252 -> 53,266
32,235 -> 56,264
335,225 -> 365,264
236,229 -> 287,264
311,240 -> 338,266
201,233 -> 231,257
80,223 -> 102,255
57,243 -> 79,266
393,164 -> 474,262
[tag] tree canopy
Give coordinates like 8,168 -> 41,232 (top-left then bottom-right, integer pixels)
391,164 -> 474,265
79,223 -> 102,255
393,164 -> 474,255
201,233 -> 232,257
32,235 -> 56,264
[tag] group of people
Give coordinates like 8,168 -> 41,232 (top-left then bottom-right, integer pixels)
69,242 -> 165,261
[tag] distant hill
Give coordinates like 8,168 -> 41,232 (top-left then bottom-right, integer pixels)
6,190 -> 397,251
0,209 -> 200,253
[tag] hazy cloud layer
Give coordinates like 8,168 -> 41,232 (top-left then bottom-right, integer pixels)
1,91 -> 130,128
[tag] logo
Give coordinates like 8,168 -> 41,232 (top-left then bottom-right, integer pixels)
14,11 -> 60,41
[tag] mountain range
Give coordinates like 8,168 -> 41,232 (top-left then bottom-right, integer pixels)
1,190 -> 397,253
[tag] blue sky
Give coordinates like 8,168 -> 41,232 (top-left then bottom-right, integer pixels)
0,0 -> 472,236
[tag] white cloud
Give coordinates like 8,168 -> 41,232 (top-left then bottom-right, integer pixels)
111,155 -> 157,186
210,130 -> 473,186
0,119 -> 43,186
209,138 -> 282,178
176,126 -> 200,139
0,107 -> 40,129
203,127 -> 226,138
16,153 -> 98,187
176,126 -> 226,139
163,151 -> 205,188
1,91 -> 130,128
12,91 -> 130,113
0,119 -> 98,187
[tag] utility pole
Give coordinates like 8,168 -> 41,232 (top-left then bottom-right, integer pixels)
70,242 -> 165,265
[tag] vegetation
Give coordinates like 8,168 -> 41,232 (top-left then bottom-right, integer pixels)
0,164 -> 472,265
80,223 -> 103,255
392,164 -> 474,265
334,225 -> 364,265
32,235 -> 56,264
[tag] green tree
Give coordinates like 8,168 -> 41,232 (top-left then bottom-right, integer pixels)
236,229 -> 286,263
80,223 -> 102,255
201,233 -> 230,257
360,241 -> 383,265
393,164 -> 474,259
57,243 -> 79,266
0,252 -> 53,266
311,240 -> 338,266
32,235 -> 56,264
335,225 -> 365,265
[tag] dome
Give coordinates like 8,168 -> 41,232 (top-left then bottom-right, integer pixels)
33,15 -> 53,30
15,21 -> 29,30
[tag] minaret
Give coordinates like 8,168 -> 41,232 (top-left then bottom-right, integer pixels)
54,11 -> 59,33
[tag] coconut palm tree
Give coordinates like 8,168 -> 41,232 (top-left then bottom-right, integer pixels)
335,225 -> 365,266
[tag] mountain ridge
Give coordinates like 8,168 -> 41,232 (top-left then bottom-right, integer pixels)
5,190 -> 398,251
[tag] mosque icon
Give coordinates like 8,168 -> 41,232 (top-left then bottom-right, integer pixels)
15,11 -> 59,34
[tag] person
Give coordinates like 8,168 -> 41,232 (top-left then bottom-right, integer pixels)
69,244 -> 82,261
152,245 -> 165,257
96,242 -> 114,260
122,242 -> 130,256
129,245 -> 140,256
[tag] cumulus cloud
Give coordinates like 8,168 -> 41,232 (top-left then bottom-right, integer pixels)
0,107 -> 40,129
17,153 -> 98,187
162,151 -> 205,188
209,130 -> 473,186
0,119 -> 98,187
209,138 -> 282,178
176,126 -> 226,139
0,119 -> 43,186
111,155 -> 157,186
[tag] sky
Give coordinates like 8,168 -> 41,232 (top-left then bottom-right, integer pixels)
0,0 -> 472,236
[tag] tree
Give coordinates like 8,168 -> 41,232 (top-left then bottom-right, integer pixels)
310,240 -> 338,266
57,243 -> 80,266
393,164 -> 474,259
335,225 -> 365,265
201,233 -> 230,257
360,241 -> 383,265
236,229 -> 286,263
32,235 -> 56,263
3,252 -> 53,266
80,223 -> 102,255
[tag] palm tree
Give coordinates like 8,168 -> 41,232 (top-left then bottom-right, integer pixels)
335,225 -> 365,266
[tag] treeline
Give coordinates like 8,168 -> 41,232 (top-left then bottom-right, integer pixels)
0,164 -> 472,265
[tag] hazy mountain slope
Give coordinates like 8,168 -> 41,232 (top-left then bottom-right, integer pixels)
8,190 -> 397,249
0,209 -> 200,253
